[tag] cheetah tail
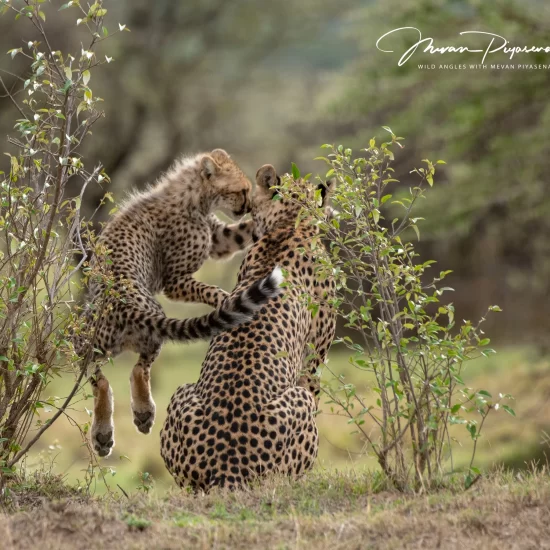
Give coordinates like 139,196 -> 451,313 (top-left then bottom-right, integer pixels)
157,267 -> 283,342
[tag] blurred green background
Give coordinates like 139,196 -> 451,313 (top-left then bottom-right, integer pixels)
2,0 -> 550,493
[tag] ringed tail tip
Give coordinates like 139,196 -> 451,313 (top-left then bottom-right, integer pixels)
270,266 -> 284,288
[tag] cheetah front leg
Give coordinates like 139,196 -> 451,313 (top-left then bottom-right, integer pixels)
90,367 -> 115,457
164,276 -> 229,309
130,347 -> 161,434
297,306 -> 337,405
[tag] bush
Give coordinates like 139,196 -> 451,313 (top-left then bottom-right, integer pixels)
280,132 -> 515,490
0,0 -> 120,488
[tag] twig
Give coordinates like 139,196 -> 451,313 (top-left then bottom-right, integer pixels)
117,484 -> 129,499
465,473 -> 482,491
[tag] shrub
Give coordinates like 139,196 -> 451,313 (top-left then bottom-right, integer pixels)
279,131 -> 515,490
0,0 -> 121,488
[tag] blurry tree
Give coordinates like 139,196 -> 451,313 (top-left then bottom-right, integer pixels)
0,0 -> 358,292
330,0 -> 550,338
0,0 -> 356,209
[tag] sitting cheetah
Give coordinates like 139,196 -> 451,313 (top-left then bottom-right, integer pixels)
160,165 -> 337,490
76,149 -> 282,457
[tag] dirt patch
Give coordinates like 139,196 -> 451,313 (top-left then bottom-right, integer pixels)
1,471 -> 550,549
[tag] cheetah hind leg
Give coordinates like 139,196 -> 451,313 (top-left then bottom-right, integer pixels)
90,367 -> 115,457
130,349 -> 160,434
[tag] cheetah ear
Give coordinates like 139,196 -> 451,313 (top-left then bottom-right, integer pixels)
317,177 -> 337,206
256,164 -> 278,190
211,149 -> 230,163
201,155 -> 220,181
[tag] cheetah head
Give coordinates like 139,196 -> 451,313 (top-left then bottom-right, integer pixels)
200,149 -> 252,218
251,164 -> 336,238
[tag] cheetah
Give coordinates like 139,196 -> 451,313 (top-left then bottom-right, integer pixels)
75,149 -> 282,457
160,165 -> 337,490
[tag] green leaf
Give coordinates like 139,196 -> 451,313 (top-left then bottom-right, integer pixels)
88,2 -> 100,16
82,70 -> 90,85
464,472 -> 479,488
77,101 -> 87,116
291,162 -> 300,180
502,405 -> 516,417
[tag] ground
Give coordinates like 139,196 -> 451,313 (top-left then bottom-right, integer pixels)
1,469 -> 550,549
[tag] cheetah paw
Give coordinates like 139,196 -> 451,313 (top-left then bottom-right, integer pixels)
92,428 -> 114,457
132,406 -> 156,434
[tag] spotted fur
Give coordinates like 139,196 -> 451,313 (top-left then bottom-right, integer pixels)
75,149 -> 281,457
160,165 -> 337,490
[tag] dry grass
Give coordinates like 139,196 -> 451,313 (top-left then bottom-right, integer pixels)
2,468 -> 550,549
